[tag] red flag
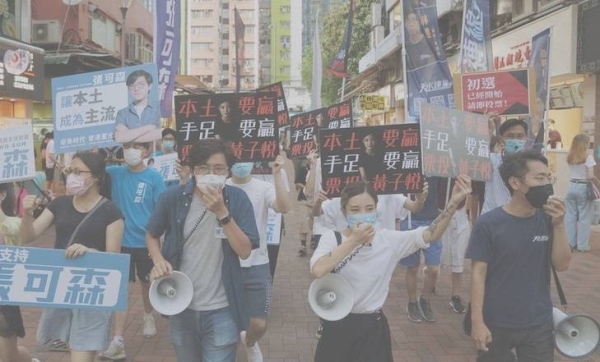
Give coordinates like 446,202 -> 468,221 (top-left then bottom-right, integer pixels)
327,0 -> 354,78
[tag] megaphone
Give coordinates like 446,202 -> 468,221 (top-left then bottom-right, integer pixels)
149,271 -> 193,316
308,273 -> 354,321
553,307 -> 600,359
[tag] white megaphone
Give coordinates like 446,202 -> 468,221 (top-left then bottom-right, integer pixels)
553,307 -> 600,359
308,273 -> 354,321
149,271 -> 194,316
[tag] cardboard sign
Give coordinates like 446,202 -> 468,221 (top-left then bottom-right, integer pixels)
318,125 -> 424,197
454,68 -> 536,116
420,104 -> 492,181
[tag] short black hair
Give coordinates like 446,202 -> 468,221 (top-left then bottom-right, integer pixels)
499,150 -> 548,195
499,118 -> 528,136
126,70 -> 153,86
340,181 -> 378,210
162,128 -> 176,139
188,139 -> 236,168
0,182 -> 15,217
73,151 -> 112,199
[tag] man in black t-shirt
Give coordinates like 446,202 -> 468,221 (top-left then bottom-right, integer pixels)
466,150 -> 571,361
404,11 -> 436,71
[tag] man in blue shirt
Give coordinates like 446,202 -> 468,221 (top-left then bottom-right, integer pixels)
146,139 -> 259,362
114,70 -> 162,144
466,150 -> 571,361
100,141 -> 166,361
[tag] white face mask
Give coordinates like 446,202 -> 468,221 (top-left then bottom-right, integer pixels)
195,174 -> 227,190
124,148 -> 143,167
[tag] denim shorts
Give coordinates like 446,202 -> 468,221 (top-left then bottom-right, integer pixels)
36,308 -> 111,352
169,307 -> 238,362
399,219 -> 442,268
241,263 -> 273,318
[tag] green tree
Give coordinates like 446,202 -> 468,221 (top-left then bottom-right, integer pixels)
302,0 -> 376,107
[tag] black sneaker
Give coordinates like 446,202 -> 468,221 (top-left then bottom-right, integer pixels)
406,302 -> 423,323
298,246 -> 307,257
418,296 -> 435,322
316,321 -> 323,339
450,295 -> 465,314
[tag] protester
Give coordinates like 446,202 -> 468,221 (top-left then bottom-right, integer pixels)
100,141 -> 166,361
547,119 -> 562,149
146,139 -> 260,362
467,150 -> 571,361
44,132 -> 58,193
310,176 -> 472,362
565,134 -> 598,252
296,151 -> 316,255
226,156 -> 291,362
104,146 -> 125,166
20,151 -> 124,362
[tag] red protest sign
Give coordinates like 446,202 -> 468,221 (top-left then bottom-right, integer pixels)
454,68 -> 536,116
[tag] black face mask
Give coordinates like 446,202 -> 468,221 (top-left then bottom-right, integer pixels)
525,184 -> 554,208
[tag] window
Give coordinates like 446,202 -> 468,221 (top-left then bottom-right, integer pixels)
280,6 -> 290,13
245,25 -> 255,35
138,0 -> 153,12
202,75 -> 213,83
222,64 -> 229,71
192,58 -> 213,67
280,50 -> 290,59
192,10 -> 213,19
191,26 -> 213,35
90,12 -> 117,52
280,36 -> 290,48
239,9 -> 254,20
191,42 -> 213,51
280,21 -> 291,28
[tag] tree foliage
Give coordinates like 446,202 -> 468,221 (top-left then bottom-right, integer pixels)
302,0 -> 376,107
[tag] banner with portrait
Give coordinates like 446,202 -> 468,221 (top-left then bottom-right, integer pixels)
420,104 -> 491,181
527,28 -> 551,151
0,118 -> 36,182
459,0 -> 493,73
175,93 -> 279,163
318,125 -> 424,197
52,64 -> 162,153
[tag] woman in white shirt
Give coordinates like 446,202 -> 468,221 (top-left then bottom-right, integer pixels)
565,134 -> 599,251
310,175 -> 472,362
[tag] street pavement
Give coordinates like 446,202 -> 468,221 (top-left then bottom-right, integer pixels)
19,201 -> 600,362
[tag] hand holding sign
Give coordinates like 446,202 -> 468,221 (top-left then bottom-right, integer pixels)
450,174 -> 473,206
272,155 -> 285,175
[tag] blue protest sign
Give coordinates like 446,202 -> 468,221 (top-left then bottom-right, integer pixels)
0,246 -> 130,311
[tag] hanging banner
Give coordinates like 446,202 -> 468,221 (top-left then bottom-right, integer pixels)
454,68 -> 535,116
459,0 -> 493,73
327,0 -> 354,78
318,124 -> 424,197
52,64 -> 162,153
0,118 -> 36,182
0,246 -> 130,311
420,104 -> 491,181
175,93 -> 279,163
402,0 -> 455,120
154,0 -> 181,117
289,100 -> 353,158
527,28 -> 551,151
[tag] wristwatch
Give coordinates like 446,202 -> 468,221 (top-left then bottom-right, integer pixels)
218,214 -> 231,226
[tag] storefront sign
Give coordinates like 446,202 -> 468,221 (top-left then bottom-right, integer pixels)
0,245 -> 130,311
454,68 -> 535,116
0,118 -> 35,182
577,0 -> 600,73
0,39 -> 44,101
359,95 -> 386,111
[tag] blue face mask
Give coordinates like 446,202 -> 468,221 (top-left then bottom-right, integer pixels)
163,140 -> 175,151
231,162 -> 254,178
346,212 -> 377,228
504,139 -> 525,154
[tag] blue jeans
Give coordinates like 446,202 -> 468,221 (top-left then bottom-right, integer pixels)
565,182 -> 593,250
399,219 -> 442,267
169,307 -> 238,362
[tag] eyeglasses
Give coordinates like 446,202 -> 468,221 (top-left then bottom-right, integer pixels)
193,165 -> 229,176
64,168 -> 92,176
128,82 -> 148,90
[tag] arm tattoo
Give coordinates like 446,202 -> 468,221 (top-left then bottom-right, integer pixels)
426,203 -> 457,235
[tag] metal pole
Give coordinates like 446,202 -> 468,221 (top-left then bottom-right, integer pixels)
340,77 -> 347,102
120,7 -> 128,68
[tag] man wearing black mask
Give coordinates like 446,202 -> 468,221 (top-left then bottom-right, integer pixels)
466,150 -> 571,361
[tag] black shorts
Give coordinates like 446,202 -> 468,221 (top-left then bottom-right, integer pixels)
121,247 -> 153,283
0,305 -> 25,338
45,167 -> 55,181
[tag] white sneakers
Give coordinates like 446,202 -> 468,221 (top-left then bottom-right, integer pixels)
99,341 -> 126,361
240,330 -> 263,362
143,313 -> 157,338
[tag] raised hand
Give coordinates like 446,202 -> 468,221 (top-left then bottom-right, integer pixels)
450,174 -> 472,205
272,155 -> 285,175
543,195 -> 566,226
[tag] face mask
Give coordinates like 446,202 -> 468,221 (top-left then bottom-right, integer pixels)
196,174 -> 227,190
346,212 -> 378,228
163,140 -> 175,151
504,139 -> 525,154
231,162 -> 254,178
66,174 -> 93,196
525,183 -> 554,209
124,148 -> 143,167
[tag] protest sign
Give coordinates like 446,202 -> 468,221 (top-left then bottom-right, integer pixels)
145,153 -> 179,182
454,68 -> 536,116
175,92 -> 279,163
0,118 -> 36,182
52,63 -> 162,153
289,100 -> 353,158
420,104 -> 492,181
0,246 -> 130,311
318,125 -> 424,197
256,82 -> 290,126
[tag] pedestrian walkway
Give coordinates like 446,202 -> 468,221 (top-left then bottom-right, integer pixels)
20,204 -> 600,361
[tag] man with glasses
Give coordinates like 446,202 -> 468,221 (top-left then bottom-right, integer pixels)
466,150 -> 571,361
146,139 -> 260,362
114,69 -> 162,144
100,141 -> 166,361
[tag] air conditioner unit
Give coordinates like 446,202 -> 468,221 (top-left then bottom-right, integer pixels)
32,20 -> 62,44
371,3 -> 382,27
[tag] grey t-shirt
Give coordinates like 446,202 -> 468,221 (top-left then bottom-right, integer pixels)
181,195 -> 228,311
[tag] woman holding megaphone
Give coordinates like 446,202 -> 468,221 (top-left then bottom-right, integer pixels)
310,175 -> 472,362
